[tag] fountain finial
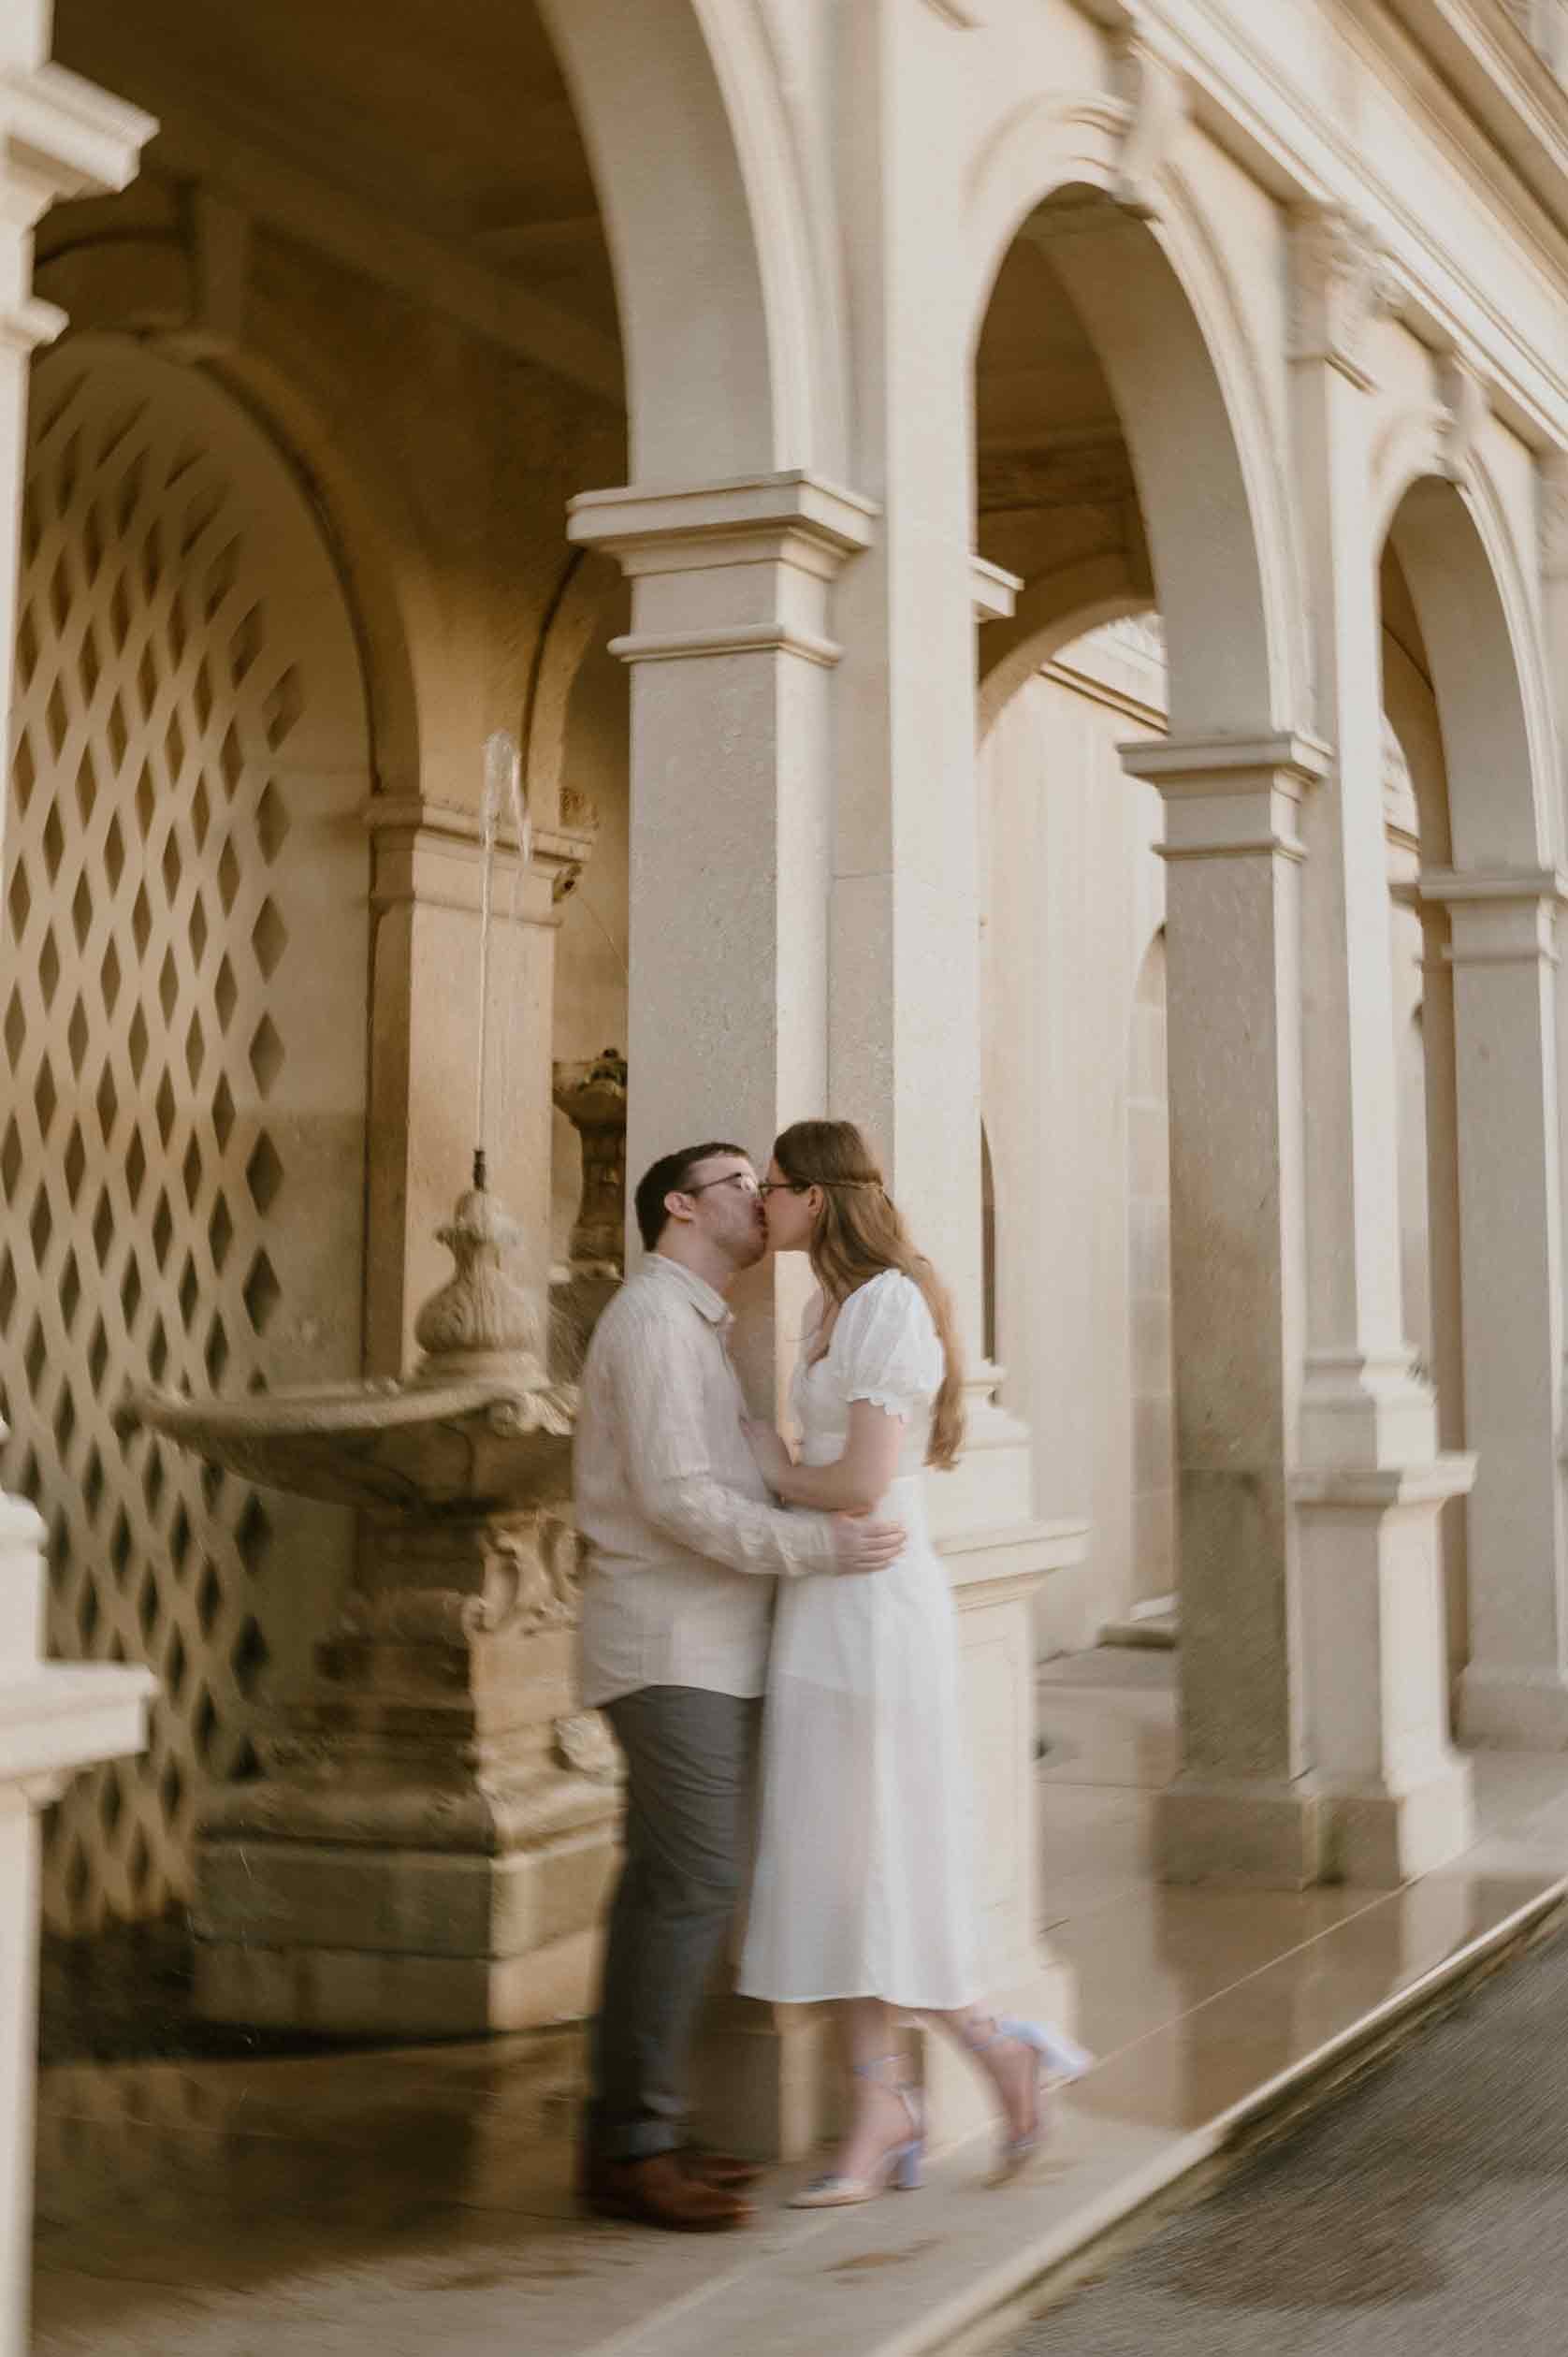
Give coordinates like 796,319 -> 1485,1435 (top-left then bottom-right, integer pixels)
413,1182 -> 544,1385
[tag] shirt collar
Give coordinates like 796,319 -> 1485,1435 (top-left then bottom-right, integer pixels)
646,1252 -> 733,1330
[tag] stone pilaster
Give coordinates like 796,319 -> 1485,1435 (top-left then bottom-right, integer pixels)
567,470 -> 878,1406
1421,869 -> 1568,1744
1286,208 -> 1474,1879
363,796 -> 594,1375
1120,733 -> 1327,1884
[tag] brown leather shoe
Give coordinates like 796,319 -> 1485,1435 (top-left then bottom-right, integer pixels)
677,2146 -> 764,2190
585,2151 -> 754,2232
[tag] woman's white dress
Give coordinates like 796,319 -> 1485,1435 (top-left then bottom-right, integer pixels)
737,1270 -> 979,2011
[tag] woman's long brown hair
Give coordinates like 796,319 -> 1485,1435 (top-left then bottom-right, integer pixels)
773,1119 -> 966,1471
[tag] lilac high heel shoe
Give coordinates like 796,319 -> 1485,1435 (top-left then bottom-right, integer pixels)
963,2015 -> 1093,2186
788,2057 -> 926,2208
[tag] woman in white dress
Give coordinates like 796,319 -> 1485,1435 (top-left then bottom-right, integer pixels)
736,1120 -> 1088,2205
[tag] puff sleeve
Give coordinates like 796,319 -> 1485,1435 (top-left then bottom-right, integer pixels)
835,1271 -> 944,1420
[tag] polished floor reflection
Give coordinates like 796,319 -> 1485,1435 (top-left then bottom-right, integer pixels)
33,1651 -> 1568,2357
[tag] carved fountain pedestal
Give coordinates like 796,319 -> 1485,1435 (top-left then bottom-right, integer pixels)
138,1185 -> 622,2036
550,1048 -> 627,1378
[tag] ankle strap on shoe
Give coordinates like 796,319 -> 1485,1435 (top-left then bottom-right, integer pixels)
849,2053 -> 907,2084
849,2054 -> 923,2135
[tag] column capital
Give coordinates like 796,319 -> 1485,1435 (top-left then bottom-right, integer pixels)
571,472 -> 879,669
1121,731 -> 1330,861
1421,866 -> 1567,966
567,470 -> 879,577
1418,865 -> 1568,905
1290,1454 -> 1476,1512
363,794 -> 592,924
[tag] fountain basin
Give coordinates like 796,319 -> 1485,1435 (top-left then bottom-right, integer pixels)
132,1372 -> 576,1519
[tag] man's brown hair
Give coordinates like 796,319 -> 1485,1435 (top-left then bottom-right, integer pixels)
633,1141 -> 749,1254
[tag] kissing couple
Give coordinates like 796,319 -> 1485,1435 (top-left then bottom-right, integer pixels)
573,1118 -> 1090,2231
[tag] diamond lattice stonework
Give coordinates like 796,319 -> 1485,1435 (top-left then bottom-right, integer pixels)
0,340 -> 370,1935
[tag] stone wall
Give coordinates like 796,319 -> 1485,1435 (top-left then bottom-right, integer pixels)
4,142 -> 630,1936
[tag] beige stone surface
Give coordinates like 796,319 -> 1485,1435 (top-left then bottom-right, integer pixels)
28,1662 -> 1568,2357
11,0 -> 1568,2338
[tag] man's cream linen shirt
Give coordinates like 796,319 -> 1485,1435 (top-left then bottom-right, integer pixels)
574,1253 -> 838,1708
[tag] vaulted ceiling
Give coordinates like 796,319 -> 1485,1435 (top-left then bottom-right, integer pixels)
53,0 -> 621,356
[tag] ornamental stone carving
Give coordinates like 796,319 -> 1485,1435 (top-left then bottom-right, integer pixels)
1290,208 -> 1400,390
555,1711 -> 622,1784
1111,27 -> 1188,219
414,1184 -> 546,1382
1435,348 -> 1489,485
553,1047 -> 630,1275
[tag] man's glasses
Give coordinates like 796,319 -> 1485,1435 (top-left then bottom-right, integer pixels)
683,1171 -> 762,1200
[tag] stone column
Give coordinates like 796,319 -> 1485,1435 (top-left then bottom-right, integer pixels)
567,468 -> 1081,2157
1285,211 -> 1472,1881
1423,870 -> 1568,1743
0,36 -> 156,2357
566,472 -> 878,1408
563,475 -> 872,2155
1119,733 -> 1326,1883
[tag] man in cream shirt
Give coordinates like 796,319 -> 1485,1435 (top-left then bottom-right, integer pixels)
574,1139 -> 905,2232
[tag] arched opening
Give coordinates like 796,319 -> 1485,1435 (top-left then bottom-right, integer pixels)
24,0 -> 791,1966
973,176 -> 1282,1664
971,178 -> 1296,738
0,335 -> 373,1933
1378,473 -> 1558,1735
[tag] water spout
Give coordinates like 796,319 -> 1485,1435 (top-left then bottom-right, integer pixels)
473,729 -> 535,1187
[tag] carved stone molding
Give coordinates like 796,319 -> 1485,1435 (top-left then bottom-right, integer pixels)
555,1710 -> 622,1784
1111,28 -> 1189,219
1540,452 -> 1568,580
553,1047 -> 629,1274
0,61 -> 155,223
1290,208 -> 1400,391
1435,348 -> 1489,483
412,1185 -> 546,1381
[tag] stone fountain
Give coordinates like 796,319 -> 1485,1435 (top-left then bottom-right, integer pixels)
133,736 -> 623,2035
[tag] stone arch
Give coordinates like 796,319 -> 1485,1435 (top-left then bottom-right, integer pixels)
537,0 -> 843,480
2,333 -> 373,1930
1382,465 -> 1553,870
33,226 -> 426,803
520,549 -> 620,829
979,556 -> 1154,740
965,95 -> 1299,736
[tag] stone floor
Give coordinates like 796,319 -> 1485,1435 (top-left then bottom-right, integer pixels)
31,1653 -> 1568,2357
